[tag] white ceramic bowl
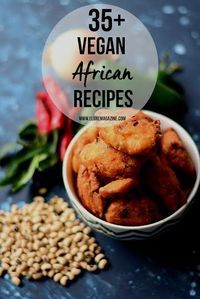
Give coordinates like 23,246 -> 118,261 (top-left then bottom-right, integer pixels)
63,111 -> 200,240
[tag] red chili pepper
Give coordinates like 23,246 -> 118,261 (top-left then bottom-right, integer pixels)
42,76 -> 69,113
35,96 -> 51,134
36,91 -> 64,131
43,76 -> 81,120
59,118 -> 73,160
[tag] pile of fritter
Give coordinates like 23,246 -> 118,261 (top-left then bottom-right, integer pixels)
72,111 -> 195,226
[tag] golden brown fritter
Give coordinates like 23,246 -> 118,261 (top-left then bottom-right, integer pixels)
99,112 -> 161,155
79,138 -> 142,180
161,128 -> 195,179
99,178 -> 137,199
77,164 -> 104,218
73,111 -> 195,226
144,154 -> 186,212
105,194 -> 162,226
72,127 -> 99,173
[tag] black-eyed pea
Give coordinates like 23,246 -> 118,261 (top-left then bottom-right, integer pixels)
41,263 -> 51,271
53,263 -> 63,271
33,196 -> 44,203
1,232 -> 8,240
71,261 -> 79,268
98,259 -> 108,269
71,226 -> 81,234
48,252 -> 55,260
50,247 -> 57,254
50,232 -> 57,238
42,255 -> 49,263
32,273 -> 43,280
71,247 -> 78,256
95,253 -> 104,263
21,253 -> 27,261
60,275 -> 68,286
63,237 -> 72,247
52,221 -> 62,232
47,270 -> 55,278
20,239 -> 27,248
4,251 -> 11,258
40,247 -> 48,255
39,225 -> 49,234
73,232 -> 83,243
68,213 -> 76,221
58,241 -> 63,248
32,216 -> 41,224
95,246 -> 101,254
15,248 -> 23,257
42,270 -> 48,276
27,242 -> 33,251
2,257 -> 10,264
86,264 -> 97,272
27,257 -> 34,267
53,273 -> 62,282
27,252 -> 35,258
74,252 -> 83,262
89,243 -> 97,252
84,251 -> 94,263
56,249 -> 66,257
12,276 -> 21,286
65,253 -> 72,261
60,215 -> 67,223
57,257 -> 66,265
34,256 -> 42,263
83,235 -> 90,243
41,238 -> 48,245
33,242 -> 40,251
79,245 -> 88,253
88,237 -> 95,245
23,248 -> 29,254
1,262 -> 9,270
33,263 -> 40,272
66,271 -> 74,280
5,238 -> 14,247
50,258 -> 57,265
83,227 -> 91,235
80,261 -> 87,269
58,231 -> 66,239
71,268 -> 81,276
18,263 -> 27,272
65,221 -> 73,228
50,239 -> 58,247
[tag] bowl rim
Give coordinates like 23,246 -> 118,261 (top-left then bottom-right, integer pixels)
62,110 -> 200,231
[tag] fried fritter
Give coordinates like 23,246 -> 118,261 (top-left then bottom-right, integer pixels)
144,154 -> 186,212
99,178 -> 137,199
161,128 -> 195,179
72,127 -> 99,173
79,138 -> 142,180
99,112 -> 161,155
105,193 -> 162,226
77,164 -> 104,218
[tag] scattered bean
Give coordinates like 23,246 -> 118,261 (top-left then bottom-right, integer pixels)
0,196 -> 108,286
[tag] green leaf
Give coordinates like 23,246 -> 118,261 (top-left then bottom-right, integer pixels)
18,119 -> 37,139
18,120 -> 48,148
38,154 -> 58,171
0,147 -> 45,186
11,153 -> 48,192
150,80 -> 184,109
47,130 -> 59,154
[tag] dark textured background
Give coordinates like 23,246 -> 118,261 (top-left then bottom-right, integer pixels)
0,0 -> 200,298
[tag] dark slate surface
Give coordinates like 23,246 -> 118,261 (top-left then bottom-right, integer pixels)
0,0 -> 200,298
